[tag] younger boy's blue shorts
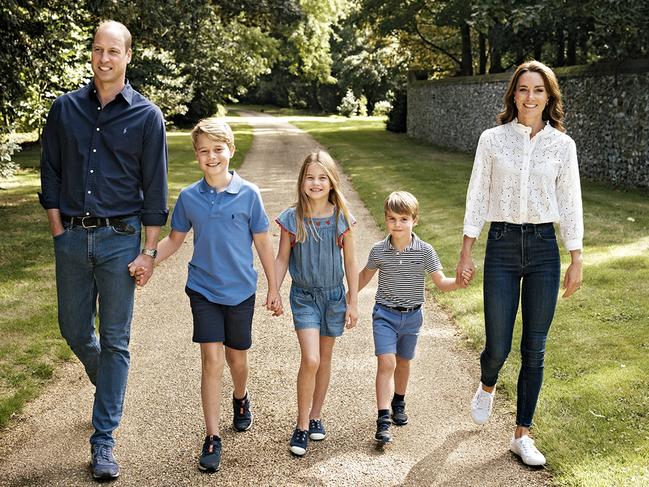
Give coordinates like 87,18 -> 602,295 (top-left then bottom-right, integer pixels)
372,303 -> 423,360
289,283 -> 347,337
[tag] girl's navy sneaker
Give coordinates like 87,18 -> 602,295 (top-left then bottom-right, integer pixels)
290,428 -> 308,456
308,419 -> 326,440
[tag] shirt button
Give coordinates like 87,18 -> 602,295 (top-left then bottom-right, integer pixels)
86,212 -> 90,216
210,190 -> 214,193
88,190 -> 92,194
96,128 -> 100,131
90,170 -> 94,173
92,149 -> 97,153
97,106 -> 101,110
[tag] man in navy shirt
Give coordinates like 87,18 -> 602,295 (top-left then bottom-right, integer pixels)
39,20 -> 168,479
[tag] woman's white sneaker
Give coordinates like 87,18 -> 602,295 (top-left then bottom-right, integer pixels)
470,383 -> 494,425
510,435 -> 546,466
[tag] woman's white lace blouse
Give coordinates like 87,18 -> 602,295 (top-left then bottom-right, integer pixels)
463,120 -> 583,251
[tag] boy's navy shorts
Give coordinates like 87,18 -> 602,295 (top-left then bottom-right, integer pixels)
185,286 -> 255,349
372,303 -> 423,360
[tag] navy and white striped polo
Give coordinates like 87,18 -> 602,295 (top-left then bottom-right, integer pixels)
366,233 -> 442,308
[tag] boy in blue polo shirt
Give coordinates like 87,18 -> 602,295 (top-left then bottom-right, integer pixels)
133,118 -> 282,472
357,191 -> 472,445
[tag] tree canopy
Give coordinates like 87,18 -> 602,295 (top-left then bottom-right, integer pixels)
1,0 -> 648,173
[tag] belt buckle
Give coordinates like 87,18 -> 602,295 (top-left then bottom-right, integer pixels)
81,216 -> 98,228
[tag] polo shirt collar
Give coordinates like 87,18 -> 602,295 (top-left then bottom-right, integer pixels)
86,79 -> 133,105
199,171 -> 242,194
382,232 -> 423,251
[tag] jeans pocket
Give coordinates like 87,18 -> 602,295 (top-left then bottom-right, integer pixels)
487,227 -> 504,241
536,226 -> 556,241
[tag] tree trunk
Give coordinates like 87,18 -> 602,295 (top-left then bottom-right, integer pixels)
489,24 -> 504,74
567,24 -> 577,65
479,32 -> 487,74
555,27 -> 565,66
460,22 -> 473,76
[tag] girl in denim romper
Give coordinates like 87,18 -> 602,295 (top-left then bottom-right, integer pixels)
275,150 -> 359,457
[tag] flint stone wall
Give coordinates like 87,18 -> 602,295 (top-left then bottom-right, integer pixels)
407,59 -> 649,188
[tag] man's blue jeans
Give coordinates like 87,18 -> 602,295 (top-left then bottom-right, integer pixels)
53,216 -> 140,446
480,222 -> 560,428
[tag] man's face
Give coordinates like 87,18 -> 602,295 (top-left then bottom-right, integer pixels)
91,25 -> 131,86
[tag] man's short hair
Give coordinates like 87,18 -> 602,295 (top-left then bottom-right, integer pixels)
384,191 -> 419,220
191,118 -> 235,150
95,20 -> 132,51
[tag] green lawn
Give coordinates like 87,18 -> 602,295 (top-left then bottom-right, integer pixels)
0,119 -> 252,428
288,116 -> 649,487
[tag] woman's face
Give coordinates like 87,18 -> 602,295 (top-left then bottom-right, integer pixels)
513,71 -> 549,122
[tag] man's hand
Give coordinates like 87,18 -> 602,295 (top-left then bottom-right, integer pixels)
128,254 -> 154,287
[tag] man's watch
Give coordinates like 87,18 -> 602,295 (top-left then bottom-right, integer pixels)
141,248 -> 158,258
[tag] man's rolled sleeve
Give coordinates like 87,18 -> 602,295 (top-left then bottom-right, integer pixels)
39,99 -> 63,210
140,107 -> 169,226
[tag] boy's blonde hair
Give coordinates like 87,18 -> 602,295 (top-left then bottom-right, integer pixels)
384,191 -> 419,221
191,117 -> 235,150
294,150 -> 353,244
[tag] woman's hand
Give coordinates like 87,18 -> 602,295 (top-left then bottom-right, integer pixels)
562,250 -> 583,298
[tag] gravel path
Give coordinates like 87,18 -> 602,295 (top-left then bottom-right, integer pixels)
0,113 -> 550,486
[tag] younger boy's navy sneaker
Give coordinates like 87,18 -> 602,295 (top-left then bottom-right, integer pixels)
198,435 -> 222,472
233,393 -> 253,431
375,416 -> 393,444
391,399 -> 408,425
308,419 -> 326,440
90,444 -> 120,479
290,428 -> 308,456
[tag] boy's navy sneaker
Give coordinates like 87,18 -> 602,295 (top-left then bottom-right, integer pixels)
91,444 -> 120,479
391,399 -> 408,425
290,428 -> 308,456
198,435 -> 222,472
375,416 -> 393,444
233,393 -> 253,431
308,419 -> 326,440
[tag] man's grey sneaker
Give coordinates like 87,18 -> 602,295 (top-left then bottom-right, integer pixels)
91,444 -> 120,479
233,393 -> 253,431
391,399 -> 408,425
375,416 -> 393,444
471,383 -> 495,425
198,435 -> 222,472
308,419 -> 326,440
510,435 -> 547,466
290,428 -> 308,456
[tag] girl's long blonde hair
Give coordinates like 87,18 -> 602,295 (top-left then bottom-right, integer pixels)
294,150 -> 352,243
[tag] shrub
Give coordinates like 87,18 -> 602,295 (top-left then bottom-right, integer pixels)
337,89 -> 359,117
372,100 -> 392,117
358,95 -> 368,117
386,90 -> 407,132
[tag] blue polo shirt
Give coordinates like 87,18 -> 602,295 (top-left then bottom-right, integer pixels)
171,171 -> 269,305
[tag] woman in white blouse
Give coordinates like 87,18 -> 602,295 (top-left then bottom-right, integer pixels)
457,60 -> 583,466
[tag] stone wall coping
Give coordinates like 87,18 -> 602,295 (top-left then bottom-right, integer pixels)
409,58 -> 649,87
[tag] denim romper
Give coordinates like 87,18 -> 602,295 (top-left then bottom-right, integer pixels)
276,207 -> 354,337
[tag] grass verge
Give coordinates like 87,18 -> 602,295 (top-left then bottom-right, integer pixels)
289,116 -> 649,487
0,120 -> 252,428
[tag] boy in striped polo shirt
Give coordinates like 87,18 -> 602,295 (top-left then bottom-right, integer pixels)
357,191 -> 472,444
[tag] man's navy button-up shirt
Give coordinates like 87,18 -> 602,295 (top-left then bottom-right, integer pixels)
39,80 -> 168,226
